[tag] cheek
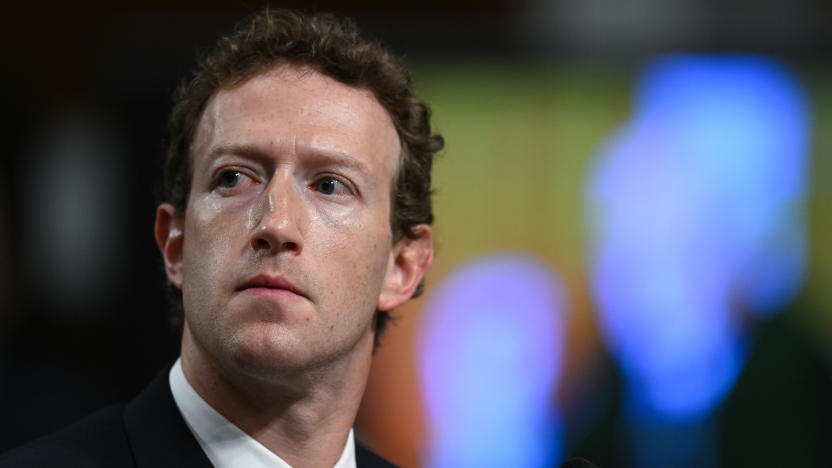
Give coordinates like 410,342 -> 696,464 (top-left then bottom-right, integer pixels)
308,197 -> 355,229
319,219 -> 391,303
181,204 -> 244,304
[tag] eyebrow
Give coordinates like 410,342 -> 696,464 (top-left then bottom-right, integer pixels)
203,143 -> 272,165
204,143 -> 372,175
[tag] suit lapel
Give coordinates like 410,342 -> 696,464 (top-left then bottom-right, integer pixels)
123,365 -> 213,468
120,364 -> 398,468
356,444 -> 398,468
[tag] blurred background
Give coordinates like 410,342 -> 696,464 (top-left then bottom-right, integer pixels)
1,1 -> 830,467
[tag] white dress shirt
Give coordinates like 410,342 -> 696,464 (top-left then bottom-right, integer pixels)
169,358 -> 357,468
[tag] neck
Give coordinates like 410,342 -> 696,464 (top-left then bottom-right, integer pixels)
180,326 -> 374,468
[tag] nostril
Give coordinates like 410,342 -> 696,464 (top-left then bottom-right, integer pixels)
252,237 -> 271,250
283,241 -> 298,250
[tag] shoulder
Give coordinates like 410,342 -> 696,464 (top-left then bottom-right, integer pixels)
355,444 -> 399,468
0,405 -> 134,467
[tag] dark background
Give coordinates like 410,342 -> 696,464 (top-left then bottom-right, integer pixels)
1,1 -> 831,466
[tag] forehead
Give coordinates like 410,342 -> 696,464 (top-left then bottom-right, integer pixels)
192,65 -> 401,179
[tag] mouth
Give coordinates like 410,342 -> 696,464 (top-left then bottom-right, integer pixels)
237,275 -> 308,299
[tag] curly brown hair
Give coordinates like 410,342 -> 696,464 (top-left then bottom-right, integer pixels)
160,8 -> 443,346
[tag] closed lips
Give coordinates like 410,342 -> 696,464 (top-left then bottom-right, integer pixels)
238,275 -> 307,298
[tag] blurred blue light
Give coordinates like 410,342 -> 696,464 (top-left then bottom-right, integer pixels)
586,54 -> 809,421
418,253 -> 566,468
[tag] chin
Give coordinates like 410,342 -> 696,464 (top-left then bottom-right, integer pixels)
226,325 -> 308,373
228,327 -> 356,383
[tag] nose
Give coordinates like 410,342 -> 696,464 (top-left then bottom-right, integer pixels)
249,176 -> 305,256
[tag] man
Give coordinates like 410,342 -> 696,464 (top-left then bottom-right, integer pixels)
0,9 -> 441,468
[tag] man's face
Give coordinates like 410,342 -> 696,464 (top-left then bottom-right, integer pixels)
157,65 -> 429,377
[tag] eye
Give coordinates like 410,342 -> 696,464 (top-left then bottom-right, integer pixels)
313,176 -> 350,196
219,170 -> 244,188
213,169 -> 257,194
316,177 -> 337,194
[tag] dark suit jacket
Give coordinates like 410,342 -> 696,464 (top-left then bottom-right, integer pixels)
0,366 -> 396,468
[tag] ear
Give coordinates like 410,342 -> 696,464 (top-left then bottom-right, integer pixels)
154,203 -> 185,290
377,224 -> 434,312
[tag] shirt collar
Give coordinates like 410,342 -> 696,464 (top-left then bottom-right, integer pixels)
169,358 -> 357,468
